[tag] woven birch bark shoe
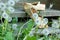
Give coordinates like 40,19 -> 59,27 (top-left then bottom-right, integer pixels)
24,2 -> 48,28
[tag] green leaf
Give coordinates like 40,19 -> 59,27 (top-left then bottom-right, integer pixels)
0,36 -> 4,40
27,19 -> 34,30
22,19 -> 34,35
4,32 -> 14,40
26,36 -> 37,40
12,17 -> 18,23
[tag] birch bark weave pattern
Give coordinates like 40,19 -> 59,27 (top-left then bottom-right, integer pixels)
24,2 -> 48,28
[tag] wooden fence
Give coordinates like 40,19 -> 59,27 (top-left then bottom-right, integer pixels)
1,0 -> 60,17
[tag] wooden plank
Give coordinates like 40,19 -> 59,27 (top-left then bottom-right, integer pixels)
19,0 -> 40,3
10,9 -> 60,17
40,9 -> 60,17
0,9 -> 60,17
10,9 -> 26,17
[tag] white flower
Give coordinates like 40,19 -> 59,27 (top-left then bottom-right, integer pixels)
2,11 -> 9,19
29,31 -> 34,37
0,2 -> 6,11
8,7 -> 15,13
32,13 -> 38,19
0,2 -> 4,8
29,28 -> 36,37
41,28 -> 50,36
5,3 -> 10,8
36,29 -> 41,34
7,0 -> 15,6
52,19 -> 59,28
35,18 -> 41,25
29,30 -> 35,37
52,23 -> 59,28
2,11 -> 12,22
7,17 -> 12,22
43,18 -> 48,25
52,19 -> 58,23
55,29 -> 60,33
12,24 -> 17,30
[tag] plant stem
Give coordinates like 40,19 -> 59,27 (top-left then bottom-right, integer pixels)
17,19 -> 32,40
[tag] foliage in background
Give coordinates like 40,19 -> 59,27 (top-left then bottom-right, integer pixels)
0,0 -> 19,40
